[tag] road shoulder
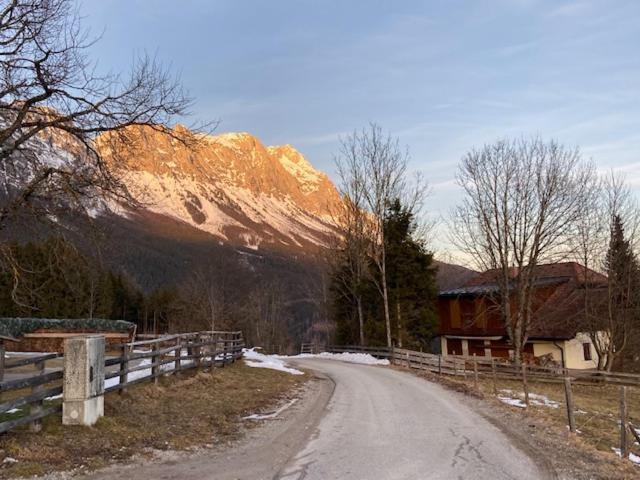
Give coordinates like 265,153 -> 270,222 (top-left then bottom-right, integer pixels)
403,367 -> 638,480
63,370 -> 333,480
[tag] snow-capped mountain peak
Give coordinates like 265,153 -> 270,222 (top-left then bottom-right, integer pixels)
99,126 -> 341,253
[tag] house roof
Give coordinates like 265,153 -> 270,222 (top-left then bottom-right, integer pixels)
463,262 -> 607,288
438,262 -> 608,340
439,276 -> 570,297
0,318 -> 136,340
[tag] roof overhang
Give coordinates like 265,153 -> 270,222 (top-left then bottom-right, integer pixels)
442,335 -> 503,340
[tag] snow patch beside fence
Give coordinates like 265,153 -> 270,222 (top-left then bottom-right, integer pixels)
286,352 -> 390,366
242,348 -> 303,375
498,389 -> 560,409
612,447 -> 640,465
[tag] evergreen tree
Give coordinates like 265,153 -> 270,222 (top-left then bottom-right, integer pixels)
603,214 -> 640,370
384,199 -> 438,348
329,198 -> 438,349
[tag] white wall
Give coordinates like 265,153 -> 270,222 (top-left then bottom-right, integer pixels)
563,332 -> 599,369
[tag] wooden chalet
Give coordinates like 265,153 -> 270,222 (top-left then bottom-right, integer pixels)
437,262 -> 606,369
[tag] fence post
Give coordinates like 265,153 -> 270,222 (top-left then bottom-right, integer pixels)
406,350 -> 410,368
152,341 -> 160,384
222,336 -> 228,368
231,333 -> 238,363
563,376 -> 576,433
119,344 -> 129,395
473,354 -> 479,390
438,354 -> 442,375
29,359 -> 45,432
174,337 -> 182,375
0,343 -> 5,382
620,386 -> 629,459
491,358 -> 498,395
462,358 -> 467,379
194,334 -> 202,370
521,363 -> 530,408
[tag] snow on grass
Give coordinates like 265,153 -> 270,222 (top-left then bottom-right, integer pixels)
612,447 -> 640,465
498,389 -> 560,409
286,352 -> 390,366
242,348 -> 303,375
498,395 -> 527,408
243,398 -> 298,420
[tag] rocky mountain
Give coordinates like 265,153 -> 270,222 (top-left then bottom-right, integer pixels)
99,126 -> 341,254
95,125 -> 475,290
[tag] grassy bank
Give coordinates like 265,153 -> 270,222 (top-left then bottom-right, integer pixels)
0,362 -> 306,478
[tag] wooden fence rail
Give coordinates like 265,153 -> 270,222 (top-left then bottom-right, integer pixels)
326,345 -> 640,387
0,330 -> 244,434
105,331 -> 244,394
0,353 -> 62,434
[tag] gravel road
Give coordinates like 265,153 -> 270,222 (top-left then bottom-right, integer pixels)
279,358 -> 551,480
75,359 -> 553,480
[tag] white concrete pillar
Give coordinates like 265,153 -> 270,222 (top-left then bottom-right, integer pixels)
62,335 -> 105,426
484,339 -> 491,358
440,337 -> 448,357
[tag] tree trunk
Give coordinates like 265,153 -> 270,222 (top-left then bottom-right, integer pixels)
513,315 -> 523,366
356,295 -> 365,346
381,264 -> 392,348
606,343 -> 615,372
396,298 -> 403,348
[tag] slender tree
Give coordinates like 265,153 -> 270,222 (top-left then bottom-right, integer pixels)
335,124 -> 424,347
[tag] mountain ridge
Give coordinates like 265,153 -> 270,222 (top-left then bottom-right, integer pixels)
98,126 -> 341,254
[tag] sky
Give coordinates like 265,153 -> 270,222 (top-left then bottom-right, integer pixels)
79,0 -> 640,259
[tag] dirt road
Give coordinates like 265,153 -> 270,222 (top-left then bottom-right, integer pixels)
75,359 -> 553,480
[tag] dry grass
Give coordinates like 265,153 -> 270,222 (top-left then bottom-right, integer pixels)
0,362 -> 306,478
428,368 -> 640,476
465,374 -> 640,456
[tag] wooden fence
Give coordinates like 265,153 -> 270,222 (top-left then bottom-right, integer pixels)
104,331 -> 244,394
0,353 -> 62,434
0,330 -> 244,434
327,345 -> 640,386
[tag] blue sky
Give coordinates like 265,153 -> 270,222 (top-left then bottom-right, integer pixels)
80,0 -> 640,255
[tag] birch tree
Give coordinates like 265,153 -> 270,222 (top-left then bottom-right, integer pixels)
336,124 -> 424,348
333,137 -> 371,345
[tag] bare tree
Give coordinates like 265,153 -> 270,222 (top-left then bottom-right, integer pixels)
451,138 -> 595,363
333,137 -> 371,345
574,173 -> 640,370
0,0 -> 204,306
336,124 -> 425,347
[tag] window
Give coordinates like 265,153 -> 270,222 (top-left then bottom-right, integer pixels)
582,343 -> 592,361
449,299 -> 461,328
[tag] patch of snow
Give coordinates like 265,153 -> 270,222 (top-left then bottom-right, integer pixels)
6,408 -> 21,414
2,457 -> 18,464
243,398 -> 298,420
612,447 -> 640,465
268,145 -> 323,194
498,389 -> 559,409
498,396 -> 527,408
284,352 -> 390,366
242,348 -> 303,375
